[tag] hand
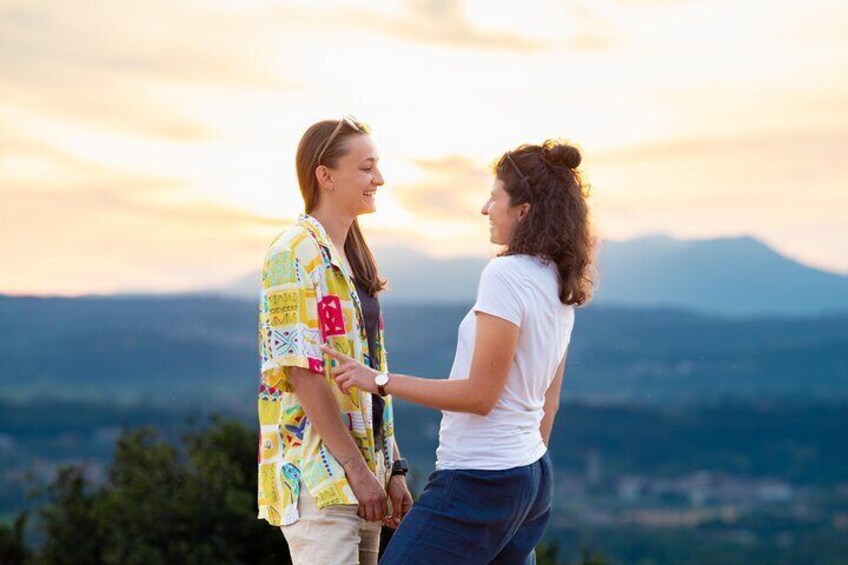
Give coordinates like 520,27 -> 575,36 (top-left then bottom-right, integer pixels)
345,460 -> 388,522
320,345 -> 380,394
384,475 -> 413,528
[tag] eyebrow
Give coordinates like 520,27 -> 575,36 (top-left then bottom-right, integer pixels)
361,157 -> 378,163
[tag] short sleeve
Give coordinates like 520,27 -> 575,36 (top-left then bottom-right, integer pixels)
259,246 -> 324,385
472,258 -> 524,327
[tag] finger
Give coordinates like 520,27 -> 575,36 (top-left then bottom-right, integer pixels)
382,497 -> 390,521
390,494 -> 401,524
334,375 -> 350,393
366,501 -> 378,522
358,503 -> 367,520
373,498 -> 386,523
320,344 -> 347,361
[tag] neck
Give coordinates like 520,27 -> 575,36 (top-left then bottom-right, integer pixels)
308,205 -> 354,256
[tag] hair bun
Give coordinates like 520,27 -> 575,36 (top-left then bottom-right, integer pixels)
542,140 -> 581,170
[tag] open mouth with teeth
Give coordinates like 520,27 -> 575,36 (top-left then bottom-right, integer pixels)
363,190 -> 376,198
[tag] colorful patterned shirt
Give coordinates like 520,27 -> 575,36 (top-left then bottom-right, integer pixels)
257,214 -> 395,526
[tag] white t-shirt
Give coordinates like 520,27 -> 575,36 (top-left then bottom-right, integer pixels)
435,255 -> 575,470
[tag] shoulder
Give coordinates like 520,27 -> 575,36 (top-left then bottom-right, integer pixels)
476,257 -> 530,302
266,224 -> 322,267
474,256 -> 529,325
480,255 -> 533,285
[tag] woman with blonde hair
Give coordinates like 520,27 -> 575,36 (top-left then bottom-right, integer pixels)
257,116 -> 412,565
323,139 -> 594,564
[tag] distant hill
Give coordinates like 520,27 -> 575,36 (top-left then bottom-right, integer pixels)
220,245 -> 487,305
593,235 -> 848,316
219,235 -> 848,317
1,296 -> 845,406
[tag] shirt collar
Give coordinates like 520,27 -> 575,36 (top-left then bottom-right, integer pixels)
297,213 -> 346,272
298,213 -> 367,334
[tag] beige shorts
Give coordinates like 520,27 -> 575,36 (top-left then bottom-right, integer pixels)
281,455 -> 387,565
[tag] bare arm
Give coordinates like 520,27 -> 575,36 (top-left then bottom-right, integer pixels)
287,367 -> 363,467
386,437 -> 413,527
287,367 -> 387,521
325,312 -> 519,416
540,350 -> 567,446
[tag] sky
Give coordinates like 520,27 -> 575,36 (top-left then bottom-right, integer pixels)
1,0 -> 847,295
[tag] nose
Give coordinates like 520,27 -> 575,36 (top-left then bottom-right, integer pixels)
373,167 -> 385,186
481,198 -> 491,215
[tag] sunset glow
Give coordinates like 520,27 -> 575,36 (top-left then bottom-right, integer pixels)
2,0 -> 846,295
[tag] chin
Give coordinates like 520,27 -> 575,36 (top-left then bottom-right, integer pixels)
351,197 -> 374,214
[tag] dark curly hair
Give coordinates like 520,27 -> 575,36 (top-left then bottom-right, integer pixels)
494,139 -> 596,306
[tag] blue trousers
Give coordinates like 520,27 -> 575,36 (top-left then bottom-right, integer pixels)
381,451 -> 553,564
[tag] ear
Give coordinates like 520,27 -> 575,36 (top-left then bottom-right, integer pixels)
314,165 -> 334,191
518,202 -> 531,220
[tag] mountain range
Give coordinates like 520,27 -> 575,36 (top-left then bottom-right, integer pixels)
1,296 -> 846,406
220,235 -> 848,317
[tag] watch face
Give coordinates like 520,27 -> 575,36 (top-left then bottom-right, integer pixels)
375,373 -> 389,386
392,458 -> 409,475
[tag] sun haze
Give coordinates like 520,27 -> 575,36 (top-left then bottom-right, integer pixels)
2,0 -> 846,295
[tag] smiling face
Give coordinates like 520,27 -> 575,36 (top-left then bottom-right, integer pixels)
481,177 -> 529,245
319,134 -> 384,216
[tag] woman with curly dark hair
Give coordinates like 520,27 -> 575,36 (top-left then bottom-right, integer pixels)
322,139 -> 595,563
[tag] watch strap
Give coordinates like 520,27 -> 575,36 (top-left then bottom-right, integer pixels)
376,372 -> 390,397
391,458 -> 409,476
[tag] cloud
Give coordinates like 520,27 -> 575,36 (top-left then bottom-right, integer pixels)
0,0 -> 293,141
588,128 -> 848,271
267,1 -> 551,52
0,181 -> 286,295
0,125 -> 287,295
366,1 -> 617,52
0,1 -> 281,86
2,0 -> 846,291
389,0 -> 547,51
593,129 -> 848,193
392,155 -> 492,221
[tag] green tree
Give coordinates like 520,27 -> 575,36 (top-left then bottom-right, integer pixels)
37,419 -> 290,564
39,467 -> 105,564
0,512 -> 31,564
537,541 -> 614,565
33,418 -> 613,564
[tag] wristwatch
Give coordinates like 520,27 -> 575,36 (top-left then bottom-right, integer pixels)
391,458 -> 409,477
374,372 -> 390,396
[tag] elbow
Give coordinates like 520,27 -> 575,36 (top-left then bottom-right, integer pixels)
471,398 -> 496,417
288,366 -> 321,393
